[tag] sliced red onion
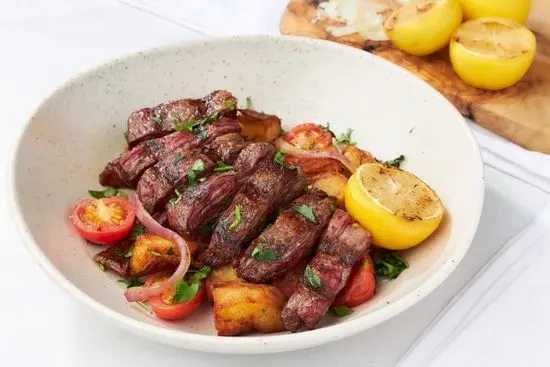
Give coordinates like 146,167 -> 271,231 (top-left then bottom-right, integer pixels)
124,193 -> 191,302
274,138 -> 358,173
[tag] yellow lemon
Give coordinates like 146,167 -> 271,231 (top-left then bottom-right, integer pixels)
345,163 -> 444,250
450,18 -> 536,90
384,0 -> 463,56
458,0 -> 532,24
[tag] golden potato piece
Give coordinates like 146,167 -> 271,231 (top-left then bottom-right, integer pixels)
311,172 -> 349,207
237,109 -> 282,142
212,283 -> 286,336
130,234 -> 180,276
343,144 -> 375,168
205,265 -> 243,301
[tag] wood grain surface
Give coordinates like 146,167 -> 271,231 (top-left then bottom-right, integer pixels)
280,0 -> 550,153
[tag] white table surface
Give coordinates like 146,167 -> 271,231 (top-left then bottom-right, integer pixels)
1,1 -> 548,366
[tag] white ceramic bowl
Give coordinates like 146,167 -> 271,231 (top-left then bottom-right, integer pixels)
9,35 -> 484,354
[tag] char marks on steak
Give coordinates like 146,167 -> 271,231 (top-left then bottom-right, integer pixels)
136,151 -> 215,213
166,142 -> 275,239
93,239 -> 133,277
127,90 -> 237,146
204,133 -> 247,164
100,118 -> 240,188
199,162 -> 307,268
237,190 -> 336,283
281,210 -> 371,332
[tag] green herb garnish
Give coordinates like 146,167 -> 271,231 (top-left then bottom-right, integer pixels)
151,114 -> 163,124
246,96 -> 253,109
374,250 -> 409,279
167,247 -> 175,255
170,188 -> 184,205
380,155 -> 405,168
225,100 -> 235,110
251,243 -> 276,262
192,159 -> 205,172
135,301 -> 152,313
123,132 -> 129,143
174,153 -> 186,164
228,204 -> 242,230
174,112 -> 219,133
118,278 -> 144,288
96,262 -> 105,272
130,223 -> 146,241
330,305 -> 354,317
305,265 -> 321,288
150,250 -> 161,257
172,266 -> 212,303
88,187 -> 126,199
320,122 -> 332,132
292,204 -> 316,223
335,128 -> 355,145
214,161 -> 235,172
274,151 -> 285,166
187,169 -> 197,188
123,249 -> 133,258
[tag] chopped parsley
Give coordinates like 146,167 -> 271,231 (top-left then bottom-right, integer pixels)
228,204 -> 242,230
150,250 -> 162,257
117,278 -> 144,288
96,262 -> 105,272
174,153 -> 186,165
380,155 -> 405,168
151,114 -> 163,124
135,301 -> 152,313
251,243 -> 276,262
335,128 -> 355,145
167,247 -> 175,255
214,161 -> 235,172
172,266 -> 212,303
130,223 -> 146,241
274,151 -> 285,166
123,249 -> 133,258
305,265 -> 321,288
320,122 -> 332,133
174,112 -> 220,133
292,204 -> 316,223
246,96 -> 253,109
374,250 -> 409,280
170,188 -> 184,205
123,131 -> 129,143
192,159 -> 205,172
225,100 -> 235,110
199,177 -> 207,183
186,159 -> 205,188
88,187 -> 126,199
330,305 -> 354,317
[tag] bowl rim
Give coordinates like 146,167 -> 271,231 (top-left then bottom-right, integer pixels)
8,34 -> 485,354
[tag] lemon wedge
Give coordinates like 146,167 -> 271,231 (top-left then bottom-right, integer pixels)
345,163 -> 444,250
384,0 -> 463,56
458,0 -> 532,24
450,18 -> 536,90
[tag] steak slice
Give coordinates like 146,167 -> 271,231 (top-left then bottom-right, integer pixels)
136,151 -> 215,213
281,210 -> 371,332
127,90 -> 237,146
199,162 -> 307,267
93,239 -> 133,277
100,118 -> 240,188
165,142 -> 276,239
237,190 -> 336,283
204,132 -> 247,164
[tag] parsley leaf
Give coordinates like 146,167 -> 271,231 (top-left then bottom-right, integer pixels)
174,112 -> 219,133
191,266 -> 212,283
192,159 -> 205,172
174,153 -> 186,165
151,114 -> 163,124
228,204 -> 242,230
335,128 -> 355,145
130,223 -> 146,241
96,262 -> 105,272
123,249 -> 133,258
292,204 -> 316,223
251,243 -> 276,262
246,96 -> 253,109
172,266 -> 212,303
170,188 -> 184,206
374,250 -> 409,279
214,161 -> 235,172
274,151 -> 285,166
123,131 -> 129,143
330,305 -> 354,317
167,247 -> 175,255
380,155 -> 405,168
187,169 -> 197,188
88,187 -> 126,199
320,122 -> 332,132
225,100 -> 235,110
305,265 -> 321,288
118,278 -> 144,288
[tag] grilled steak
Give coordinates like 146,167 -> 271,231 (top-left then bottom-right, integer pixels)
127,90 -> 237,146
136,151 -> 215,213
237,190 -> 336,283
233,142 -> 276,181
93,239 -> 133,277
100,118 -> 240,188
199,162 -> 307,267
204,133 -> 247,164
281,210 -> 371,332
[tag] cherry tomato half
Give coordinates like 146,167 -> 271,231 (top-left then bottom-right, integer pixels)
145,274 -> 205,321
70,197 -> 136,245
333,255 -> 376,308
283,123 -> 334,151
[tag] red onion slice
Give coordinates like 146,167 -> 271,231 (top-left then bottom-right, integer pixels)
124,193 -> 191,302
274,138 -> 358,173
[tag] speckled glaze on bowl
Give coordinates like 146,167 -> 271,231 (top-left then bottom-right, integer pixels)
9,35 -> 484,354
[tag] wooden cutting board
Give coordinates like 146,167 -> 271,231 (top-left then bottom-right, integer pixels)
280,0 -> 550,153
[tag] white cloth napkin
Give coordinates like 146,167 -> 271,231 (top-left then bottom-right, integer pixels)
117,0 -> 550,193
399,202 -> 550,366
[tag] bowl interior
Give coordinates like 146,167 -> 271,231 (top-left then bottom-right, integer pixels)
11,36 -> 483,351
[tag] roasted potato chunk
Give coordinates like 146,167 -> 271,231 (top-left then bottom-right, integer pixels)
212,283 -> 286,336
237,109 -> 282,142
286,155 -> 348,182
205,265 -> 243,301
343,144 -> 375,168
310,172 -> 348,207
130,234 -> 180,276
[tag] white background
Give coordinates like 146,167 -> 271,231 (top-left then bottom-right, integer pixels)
1,1 -> 548,366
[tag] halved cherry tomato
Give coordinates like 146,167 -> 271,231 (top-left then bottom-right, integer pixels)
333,255 -> 376,308
283,123 -> 334,151
70,197 -> 135,245
145,274 -> 205,321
